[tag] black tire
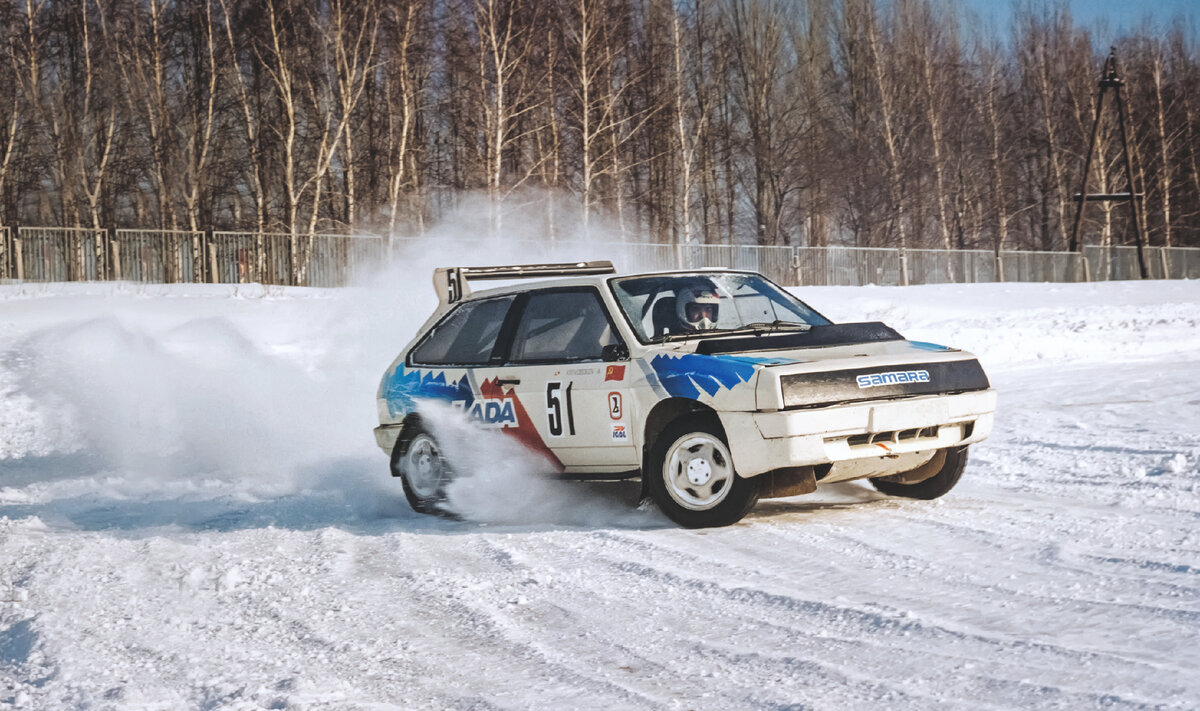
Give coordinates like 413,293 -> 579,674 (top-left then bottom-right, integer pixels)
870,446 -> 969,500
646,415 -> 759,528
390,420 -> 454,515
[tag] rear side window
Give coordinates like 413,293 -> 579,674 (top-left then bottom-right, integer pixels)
510,290 -> 620,363
410,296 -> 514,366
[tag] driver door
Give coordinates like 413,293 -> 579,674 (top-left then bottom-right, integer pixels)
500,287 -> 639,474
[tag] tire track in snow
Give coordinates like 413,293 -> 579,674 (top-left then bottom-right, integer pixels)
548,527 -> 1197,708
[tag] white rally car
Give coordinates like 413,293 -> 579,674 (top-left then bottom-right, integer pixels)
374,261 -> 996,527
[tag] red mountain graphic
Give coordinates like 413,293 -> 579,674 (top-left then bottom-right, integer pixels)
479,378 -> 564,472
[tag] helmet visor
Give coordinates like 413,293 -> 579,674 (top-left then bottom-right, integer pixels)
685,302 -> 717,322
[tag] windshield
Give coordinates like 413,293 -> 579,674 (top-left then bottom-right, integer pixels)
609,272 -> 831,343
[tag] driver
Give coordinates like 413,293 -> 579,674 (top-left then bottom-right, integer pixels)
675,285 -> 721,331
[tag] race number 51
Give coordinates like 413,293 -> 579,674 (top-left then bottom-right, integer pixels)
546,381 -> 575,437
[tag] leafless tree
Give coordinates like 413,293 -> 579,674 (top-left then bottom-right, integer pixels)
0,0 -> 1198,254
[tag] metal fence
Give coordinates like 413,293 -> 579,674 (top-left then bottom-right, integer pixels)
2,226 -> 1198,286
4,227 -> 110,281
0,227 -> 383,286
790,247 -> 1005,286
113,229 -> 204,283
389,237 -> 1199,286
1081,245 -> 1200,280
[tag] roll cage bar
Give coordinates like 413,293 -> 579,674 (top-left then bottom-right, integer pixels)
433,260 -> 616,305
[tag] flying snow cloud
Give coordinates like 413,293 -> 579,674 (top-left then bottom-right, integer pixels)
6,314 -> 367,493
0,195 -> 665,529
416,401 -> 656,528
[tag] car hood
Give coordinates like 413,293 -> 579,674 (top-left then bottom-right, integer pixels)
642,325 -> 989,408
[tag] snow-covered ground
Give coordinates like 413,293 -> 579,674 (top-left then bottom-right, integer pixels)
1,274 -> 1198,710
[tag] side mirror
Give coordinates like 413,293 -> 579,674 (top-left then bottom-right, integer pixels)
601,343 -> 629,362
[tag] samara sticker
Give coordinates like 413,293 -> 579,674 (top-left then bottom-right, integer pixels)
855,369 -> 931,389
611,423 -> 629,441
608,392 -> 623,420
604,364 -> 626,381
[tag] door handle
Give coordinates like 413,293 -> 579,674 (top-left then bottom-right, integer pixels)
496,377 -> 521,386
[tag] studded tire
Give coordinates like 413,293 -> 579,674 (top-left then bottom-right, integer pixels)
646,415 -> 759,528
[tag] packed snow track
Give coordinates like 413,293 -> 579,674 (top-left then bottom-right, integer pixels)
2,279 -> 1198,709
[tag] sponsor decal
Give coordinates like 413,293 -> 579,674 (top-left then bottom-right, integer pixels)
611,423 -> 629,441
383,367 -> 473,417
479,378 -> 564,471
608,392 -> 623,420
604,364 -> 626,381
383,368 -> 563,470
908,340 -> 952,352
855,369 -> 931,389
647,353 -> 789,399
454,397 -> 518,428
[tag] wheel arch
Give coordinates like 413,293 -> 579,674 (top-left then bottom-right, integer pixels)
642,398 -> 725,467
388,411 -> 427,476
641,400 -> 759,527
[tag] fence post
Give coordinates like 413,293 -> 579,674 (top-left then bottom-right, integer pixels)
111,234 -> 122,281
13,226 -> 22,280
996,252 -> 1004,282
208,239 -> 219,284
97,227 -> 108,280
791,249 -> 803,286
1159,247 -> 1170,279
199,229 -> 210,283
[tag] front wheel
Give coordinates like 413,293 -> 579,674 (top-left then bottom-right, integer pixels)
391,422 -> 454,515
870,446 -> 969,500
646,416 -> 759,528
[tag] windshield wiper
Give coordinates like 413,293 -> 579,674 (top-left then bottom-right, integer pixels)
742,320 -> 813,332
652,321 -> 812,343
716,321 -> 814,337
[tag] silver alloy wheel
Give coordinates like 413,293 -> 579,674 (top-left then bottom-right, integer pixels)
663,433 -> 736,511
403,433 -> 445,500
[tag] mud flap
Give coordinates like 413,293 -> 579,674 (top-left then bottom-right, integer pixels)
758,466 -> 818,499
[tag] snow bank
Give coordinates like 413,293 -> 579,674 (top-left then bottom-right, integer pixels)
792,280 -> 1200,370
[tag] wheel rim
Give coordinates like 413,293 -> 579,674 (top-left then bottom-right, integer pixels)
404,434 -> 445,500
663,433 -> 735,511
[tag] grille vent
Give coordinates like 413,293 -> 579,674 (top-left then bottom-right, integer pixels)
845,426 -> 940,448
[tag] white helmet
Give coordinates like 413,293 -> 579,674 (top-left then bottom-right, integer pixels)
676,286 -> 720,330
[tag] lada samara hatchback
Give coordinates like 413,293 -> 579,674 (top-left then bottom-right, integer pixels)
375,261 -> 996,527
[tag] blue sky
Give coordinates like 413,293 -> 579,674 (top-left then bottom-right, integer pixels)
963,0 -> 1197,39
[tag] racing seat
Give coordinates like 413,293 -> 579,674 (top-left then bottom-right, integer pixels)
650,296 -> 677,337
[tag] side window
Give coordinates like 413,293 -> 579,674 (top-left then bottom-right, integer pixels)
510,290 -> 620,363
410,296 -> 514,366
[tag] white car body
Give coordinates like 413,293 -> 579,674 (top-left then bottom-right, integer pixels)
374,262 -> 996,525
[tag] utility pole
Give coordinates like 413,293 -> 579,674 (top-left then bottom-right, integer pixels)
1069,48 -> 1148,279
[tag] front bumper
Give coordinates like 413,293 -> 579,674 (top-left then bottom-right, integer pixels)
720,389 -> 997,480
374,424 -> 403,455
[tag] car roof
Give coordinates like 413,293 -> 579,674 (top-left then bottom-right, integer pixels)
461,268 -> 748,302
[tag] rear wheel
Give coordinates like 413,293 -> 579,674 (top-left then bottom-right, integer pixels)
870,446 -> 969,500
646,416 -> 759,528
391,423 -> 453,514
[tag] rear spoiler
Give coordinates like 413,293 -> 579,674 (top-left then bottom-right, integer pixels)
432,260 -> 616,305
